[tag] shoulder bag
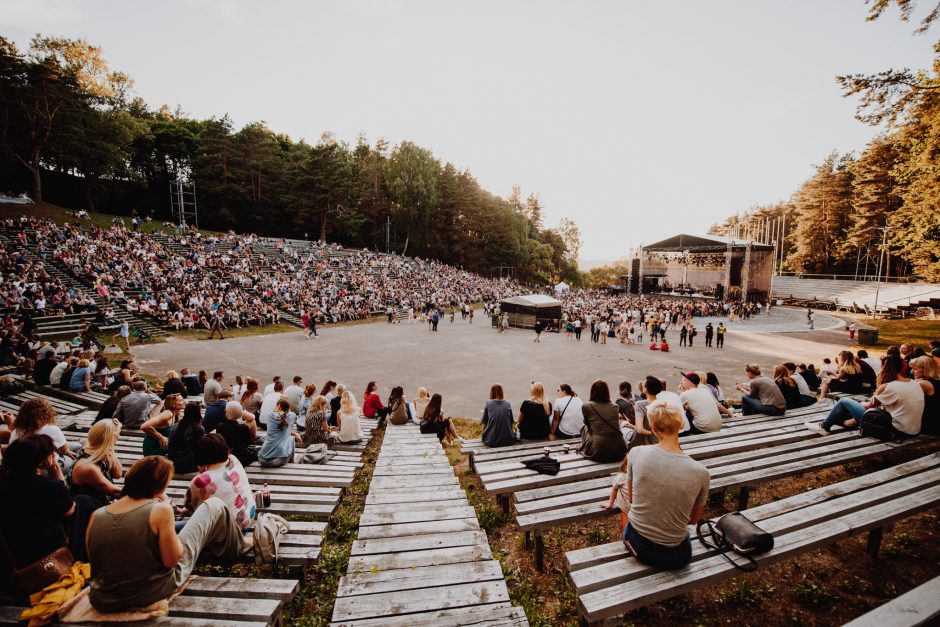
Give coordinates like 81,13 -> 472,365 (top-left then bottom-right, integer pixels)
860,407 -> 895,442
697,512 -> 774,572
0,528 -> 74,595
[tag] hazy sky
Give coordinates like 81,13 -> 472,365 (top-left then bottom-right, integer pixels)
2,1 -> 936,261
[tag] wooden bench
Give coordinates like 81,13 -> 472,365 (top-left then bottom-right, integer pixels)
515,426 -> 922,569
565,452 -> 940,625
0,575 -> 298,626
843,574 -> 940,627
10,389 -> 87,415
476,404 -> 844,515
34,383 -> 110,410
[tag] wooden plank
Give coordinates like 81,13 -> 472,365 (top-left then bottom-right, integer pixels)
337,603 -> 526,627
359,504 -> 476,527
331,581 -> 511,622
351,530 -> 489,556
347,544 -> 493,574
843,575 -> 940,627
338,560 -> 504,596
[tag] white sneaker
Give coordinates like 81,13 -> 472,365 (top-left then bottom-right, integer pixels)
804,421 -> 828,436
455,436 -> 465,443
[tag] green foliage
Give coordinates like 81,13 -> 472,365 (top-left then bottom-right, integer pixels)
475,502 -> 508,531
0,34 -> 580,285
793,580 -> 837,607
586,527 -> 609,544
720,580 -> 775,607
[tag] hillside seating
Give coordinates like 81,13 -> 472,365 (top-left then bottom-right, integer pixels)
843,574 -> 940,627
564,453 -> 940,625
476,402 -> 845,515
0,575 -> 299,626
8,389 -> 87,415
515,423 -> 924,569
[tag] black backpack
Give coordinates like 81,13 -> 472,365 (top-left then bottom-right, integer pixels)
860,408 -> 894,442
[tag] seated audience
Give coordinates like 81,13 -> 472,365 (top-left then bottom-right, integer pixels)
622,405 -> 709,570
68,419 -> 123,506
909,355 -> 939,435
70,358 -> 92,392
579,379 -> 628,462
420,393 -> 458,443
240,378 -> 264,417
203,389 -> 233,433
167,402 -> 206,474
161,370 -> 187,399
615,381 -> 636,422
362,381 -> 388,420
799,363 -> 821,391
181,434 -> 256,529
217,400 -> 258,466
0,435 -> 86,593
33,351 -> 56,386
601,454 -> 631,532
412,387 -> 430,424
679,371 -> 730,434
819,351 -> 866,397
300,383 -> 317,418
141,393 -> 185,456
517,382 -> 552,440
736,364 -> 786,416
807,355 -> 924,436
481,384 -> 515,447
773,365 -> 802,410
7,398 -> 75,466
328,383 -> 346,427
335,391 -> 363,444
284,375 -> 303,414
114,380 -> 162,428
258,399 -> 300,467
549,383 -> 583,440
180,368 -> 202,397
784,362 -> 816,407
86,456 -> 246,612
387,386 -> 410,426
258,380 -> 284,427
704,372 -> 725,403
203,371 -> 224,405
302,396 -> 331,447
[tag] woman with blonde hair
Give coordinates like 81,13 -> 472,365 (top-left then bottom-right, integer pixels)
68,418 -> 123,505
302,395 -> 332,447
908,355 -> 938,435
335,391 -> 363,444
412,387 -> 431,424
70,358 -> 92,392
141,393 -> 184,457
819,350 -> 865,397
517,382 -> 552,440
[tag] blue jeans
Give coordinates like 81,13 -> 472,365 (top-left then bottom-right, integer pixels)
623,522 -> 692,570
820,398 -> 866,431
800,394 -> 817,407
741,395 -> 785,416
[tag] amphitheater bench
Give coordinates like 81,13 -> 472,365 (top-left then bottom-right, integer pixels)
10,389 -> 87,415
565,453 -> 940,625
0,575 -> 298,626
37,383 -> 110,409
843,574 -> 940,627
515,427 -> 919,570
477,404 -> 840,515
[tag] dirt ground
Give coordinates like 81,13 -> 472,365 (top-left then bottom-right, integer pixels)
446,427 -> 940,627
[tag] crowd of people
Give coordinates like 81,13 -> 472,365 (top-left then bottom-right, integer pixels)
1,216 -> 522,339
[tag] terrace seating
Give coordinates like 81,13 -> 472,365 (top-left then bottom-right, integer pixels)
565,453 -> 940,625
843,574 -> 940,627
0,576 -> 300,626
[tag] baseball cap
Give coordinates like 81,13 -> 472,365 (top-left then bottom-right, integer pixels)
682,371 -> 701,386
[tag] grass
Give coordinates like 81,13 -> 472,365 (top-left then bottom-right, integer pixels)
857,318 -> 939,351
168,323 -> 299,341
0,201 -> 223,236
282,422 -> 385,626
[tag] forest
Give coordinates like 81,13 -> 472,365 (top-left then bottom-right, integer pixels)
0,35 -> 583,287
710,4 -> 940,283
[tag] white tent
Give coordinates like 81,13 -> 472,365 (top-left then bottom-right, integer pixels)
554,282 -> 570,293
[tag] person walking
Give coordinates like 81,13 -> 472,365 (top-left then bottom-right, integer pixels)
704,322 -> 714,347
574,318 -> 582,340
208,308 -> 225,340
679,325 -> 687,347
688,324 -> 697,347
533,320 -> 544,342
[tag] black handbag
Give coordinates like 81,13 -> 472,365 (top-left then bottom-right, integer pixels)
860,407 -> 894,442
697,512 -> 774,572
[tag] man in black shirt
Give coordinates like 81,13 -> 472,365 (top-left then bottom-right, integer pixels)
33,353 -> 57,386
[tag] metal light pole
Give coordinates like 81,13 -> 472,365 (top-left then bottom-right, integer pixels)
872,226 -> 891,317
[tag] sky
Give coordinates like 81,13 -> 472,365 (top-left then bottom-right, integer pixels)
1,1 -> 937,263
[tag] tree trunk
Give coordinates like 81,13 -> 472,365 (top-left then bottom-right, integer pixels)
402,229 -> 410,257
319,212 -> 327,242
31,164 -> 41,203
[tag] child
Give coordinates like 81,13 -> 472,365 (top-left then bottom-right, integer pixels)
601,453 -> 630,532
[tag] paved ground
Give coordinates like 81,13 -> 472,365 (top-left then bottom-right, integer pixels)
133,307 -> 854,420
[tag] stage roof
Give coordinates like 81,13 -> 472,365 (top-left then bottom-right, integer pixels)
643,233 -> 774,252
500,294 -> 562,308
